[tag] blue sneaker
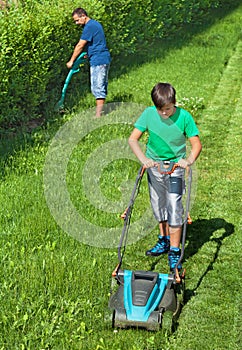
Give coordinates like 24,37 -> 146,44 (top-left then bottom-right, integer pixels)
146,236 -> 170,256
168,249 -> 182,271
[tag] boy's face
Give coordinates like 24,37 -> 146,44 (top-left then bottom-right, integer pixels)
157,103 -> 176,119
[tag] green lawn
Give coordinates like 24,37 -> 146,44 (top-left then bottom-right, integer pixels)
0,3 -> 241,350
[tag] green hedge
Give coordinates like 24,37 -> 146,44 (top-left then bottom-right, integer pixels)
0,0 -> 221,126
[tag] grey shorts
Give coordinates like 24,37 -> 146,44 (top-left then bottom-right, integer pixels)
90,64 -> 110,99
147,166 -> 185,227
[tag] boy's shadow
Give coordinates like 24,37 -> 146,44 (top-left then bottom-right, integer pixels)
150,217 -> 234,303
149,217 -> 234,333
183,217 -> 234,303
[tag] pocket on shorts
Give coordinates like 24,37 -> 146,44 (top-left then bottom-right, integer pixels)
169,177 -> 183,195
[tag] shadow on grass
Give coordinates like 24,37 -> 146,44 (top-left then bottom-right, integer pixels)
108,0 -> 242,81
52,0 -> 242,109
184,217 -> 234,303
148,217 -> 234,334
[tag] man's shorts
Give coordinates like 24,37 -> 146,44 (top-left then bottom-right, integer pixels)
90,64 -> 110,99
147,166 -> 185,227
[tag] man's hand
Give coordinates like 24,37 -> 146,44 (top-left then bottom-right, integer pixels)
66,61 -> 74,69
66,39 -> 87,69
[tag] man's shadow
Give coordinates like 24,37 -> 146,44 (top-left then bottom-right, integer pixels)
183,217 -> 234,303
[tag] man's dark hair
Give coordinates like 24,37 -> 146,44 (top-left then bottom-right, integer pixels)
72,8 -> 88,17
151,83 -> 176,108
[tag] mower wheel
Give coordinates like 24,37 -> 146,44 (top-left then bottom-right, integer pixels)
161,310 -> 174,335
173,278 -> 185,321
112,310 -> 116,328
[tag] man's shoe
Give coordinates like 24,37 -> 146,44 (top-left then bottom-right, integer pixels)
146,236 -> 170,256
168,248 -> 182,271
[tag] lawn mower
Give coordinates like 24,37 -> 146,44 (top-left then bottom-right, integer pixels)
109,162 -> 192,331
55,51 -> 87,111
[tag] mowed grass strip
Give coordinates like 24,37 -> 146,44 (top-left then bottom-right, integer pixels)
168,39 -> 242,350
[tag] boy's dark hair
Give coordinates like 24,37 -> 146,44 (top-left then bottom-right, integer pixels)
72,8 -> 88,17
151,83 -> 176,108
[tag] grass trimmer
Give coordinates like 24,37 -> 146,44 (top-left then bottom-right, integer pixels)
109,163 -> 192,331
55,52 -> 87,111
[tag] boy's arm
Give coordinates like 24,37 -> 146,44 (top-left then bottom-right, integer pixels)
128,128 -> 157,168
178,135 -> 202,168
66,39 -> 87,68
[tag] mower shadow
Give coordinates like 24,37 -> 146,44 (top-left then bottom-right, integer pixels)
184,217 -> 234,303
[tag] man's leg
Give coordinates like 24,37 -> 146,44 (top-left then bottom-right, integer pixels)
95,98 -> 105,117
90,64 -> 109,117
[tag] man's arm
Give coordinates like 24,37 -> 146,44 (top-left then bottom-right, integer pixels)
66,39 -> 87,68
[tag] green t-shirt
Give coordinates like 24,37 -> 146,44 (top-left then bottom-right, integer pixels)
134,106 -> 199,162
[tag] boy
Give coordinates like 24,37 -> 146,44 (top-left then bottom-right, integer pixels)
67,8 -> 111,117
128,82 -> 202,270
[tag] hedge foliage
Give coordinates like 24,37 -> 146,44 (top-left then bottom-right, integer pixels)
0,0 -> 221,126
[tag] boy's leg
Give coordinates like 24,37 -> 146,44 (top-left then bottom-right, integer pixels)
146,168 -> 170,256
159,221 -> 169,236
167,169 -> 184,270
146,231 -> 170,256
169,226 -> 182,248
147,167 -> 168,223
168,226 -> 182,271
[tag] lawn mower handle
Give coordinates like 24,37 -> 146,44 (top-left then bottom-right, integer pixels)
117,166 -> 145,266
174,166 -> 192,280
157,161 -> 178,174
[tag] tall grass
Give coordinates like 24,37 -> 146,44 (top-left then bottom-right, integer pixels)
0,3 -> 241,349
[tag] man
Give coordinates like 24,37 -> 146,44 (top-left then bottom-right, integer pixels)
67,8 -> 111,117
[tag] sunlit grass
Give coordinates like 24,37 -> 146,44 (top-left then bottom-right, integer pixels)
0,3 -> 241,349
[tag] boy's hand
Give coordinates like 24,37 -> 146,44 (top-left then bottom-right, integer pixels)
143,158 -> 158,168
177,158 -> 190,168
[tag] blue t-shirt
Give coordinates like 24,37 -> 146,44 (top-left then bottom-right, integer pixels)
81,19 -> 111,66
134,106 -> 199,162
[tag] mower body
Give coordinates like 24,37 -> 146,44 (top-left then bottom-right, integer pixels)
109,269 -> 182,331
